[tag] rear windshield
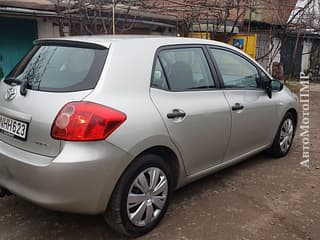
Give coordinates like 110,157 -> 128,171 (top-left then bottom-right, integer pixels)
6,43 -> 108,92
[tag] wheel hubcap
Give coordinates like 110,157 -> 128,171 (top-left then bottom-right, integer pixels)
279,118 -> 294,153
127,167 -> 168,227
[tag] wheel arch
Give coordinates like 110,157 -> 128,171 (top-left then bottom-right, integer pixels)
268,107 -> 298,151
105,144 -> 183,213
104,145 -> 180,236
287,108 -> 298,130
132,145 -> 181,188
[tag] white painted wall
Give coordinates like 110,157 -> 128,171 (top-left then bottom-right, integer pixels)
37,18 -> 69,38
301,39 -> 312,73
37,18 -> 60,38
270,37 -> 281,64
256,33 -> 281,73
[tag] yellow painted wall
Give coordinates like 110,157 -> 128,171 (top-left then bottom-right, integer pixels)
188,32 -> 211,40
187,32 -> 257,59
228,34 -> 257,59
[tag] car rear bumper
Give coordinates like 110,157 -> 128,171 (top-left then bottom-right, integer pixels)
0,140 -> 132,214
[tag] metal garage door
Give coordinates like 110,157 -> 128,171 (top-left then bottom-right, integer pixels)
0,17 -> 37,78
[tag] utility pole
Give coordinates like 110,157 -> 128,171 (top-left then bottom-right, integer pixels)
245,5 -> 253,52
112,0 -> 116,35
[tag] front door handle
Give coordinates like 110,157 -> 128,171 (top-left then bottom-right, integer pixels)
231,103 -> 244,111
167,109 -> 186,119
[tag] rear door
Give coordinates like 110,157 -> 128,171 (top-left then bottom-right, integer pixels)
150,46 -> 231,175
0,41 -> 108,157
209,47 -> 278,161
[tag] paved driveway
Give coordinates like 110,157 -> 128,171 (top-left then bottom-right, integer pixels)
0,84 -> 319,240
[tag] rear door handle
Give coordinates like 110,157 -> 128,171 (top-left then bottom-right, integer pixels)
167,109 -> 186,119
231,103 -> 244,111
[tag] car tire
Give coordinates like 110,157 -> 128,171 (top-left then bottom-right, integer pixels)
268,112 -> 295,158
104,153 -> 174,237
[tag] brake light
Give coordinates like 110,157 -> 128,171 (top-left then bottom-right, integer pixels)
51,101 -> 126,141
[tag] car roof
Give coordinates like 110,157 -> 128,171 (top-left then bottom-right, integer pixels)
37,34 -> 232,49
36,34 -> 273,79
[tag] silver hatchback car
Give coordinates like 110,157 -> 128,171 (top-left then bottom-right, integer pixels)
0,36 -> 297,236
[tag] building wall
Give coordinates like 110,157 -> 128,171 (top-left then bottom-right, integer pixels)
301,39 -> 312,73
256,33 -> 313,78
244,0 -> 297,25
255,32 -> 281,73
271,38 -> 281,64
263,0 -> 297,25
37,18 -> 63,38
256,32 -> 269,70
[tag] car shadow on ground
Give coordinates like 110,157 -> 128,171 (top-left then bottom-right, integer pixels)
172,152 -> 272,202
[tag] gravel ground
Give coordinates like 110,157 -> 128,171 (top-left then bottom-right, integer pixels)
0,84 -> 319,240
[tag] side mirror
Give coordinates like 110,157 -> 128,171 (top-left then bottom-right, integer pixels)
266,85 -> 272,99
265,79 -> 283,99
262,77 -> 272,99
270,79 -> 284,91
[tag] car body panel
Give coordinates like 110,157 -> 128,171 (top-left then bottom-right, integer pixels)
0,35 -> 298,214
0,84 -> 92,157
222,89 -> 279,160
0,139 -> 132,214
268,86 -> 299,138
150,88 -> 231,174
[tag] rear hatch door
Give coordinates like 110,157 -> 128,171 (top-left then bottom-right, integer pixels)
0,40 -> 108,157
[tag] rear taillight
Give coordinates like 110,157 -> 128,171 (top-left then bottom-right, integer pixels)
51,101 -> 126,141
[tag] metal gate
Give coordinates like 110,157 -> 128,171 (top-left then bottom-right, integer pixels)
280,37 -> 303,79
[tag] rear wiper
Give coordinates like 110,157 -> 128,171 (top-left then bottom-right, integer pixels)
4,77 -> 21,85
4,77 -> 28,96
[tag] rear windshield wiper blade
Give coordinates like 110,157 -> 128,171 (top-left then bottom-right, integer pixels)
3,77 -> 28,96
4,77 -> 22,85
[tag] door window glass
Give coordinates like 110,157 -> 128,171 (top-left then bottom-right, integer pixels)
210,48 -> 260,89
154,48 -> 215,91
151,58 -> 168,90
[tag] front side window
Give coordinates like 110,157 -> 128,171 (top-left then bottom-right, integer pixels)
152,47 -> 215,91
6,44 -> 108,92
210,48 -> 261,89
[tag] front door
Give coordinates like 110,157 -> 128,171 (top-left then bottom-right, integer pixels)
150,46 -> 231,175
209,47 -> 278,161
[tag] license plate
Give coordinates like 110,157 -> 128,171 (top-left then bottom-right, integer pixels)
0,114 -> 28,141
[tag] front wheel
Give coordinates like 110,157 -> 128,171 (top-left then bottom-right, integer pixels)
268,112 -> 295,158
104,154 -> 173,237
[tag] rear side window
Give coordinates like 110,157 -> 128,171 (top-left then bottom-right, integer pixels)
152,47 -> 215,91
151,58 -> 169,90
7,44 -> 108,92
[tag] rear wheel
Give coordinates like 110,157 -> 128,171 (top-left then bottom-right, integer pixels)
104,154 -> 173,237
268,112 -> 295,158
